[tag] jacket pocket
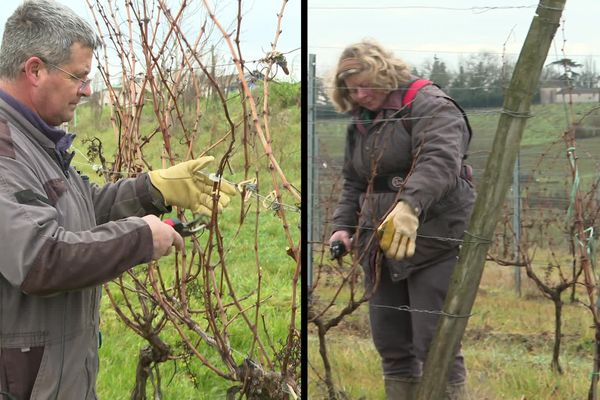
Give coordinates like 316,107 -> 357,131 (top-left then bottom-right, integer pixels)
14,189 -> 52,206
0,346 -> 44,400
385,259 -> 414,282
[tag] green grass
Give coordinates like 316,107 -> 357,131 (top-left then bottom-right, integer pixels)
67,85 -> 301,398
308,265 -> 596,400
464,266 -> 594,400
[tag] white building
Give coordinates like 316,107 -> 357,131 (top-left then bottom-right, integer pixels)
540,87 -> 600,104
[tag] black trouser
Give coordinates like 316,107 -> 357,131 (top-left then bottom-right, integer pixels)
368,255 -> 466,384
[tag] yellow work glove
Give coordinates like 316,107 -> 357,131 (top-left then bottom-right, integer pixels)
377,201 -> 419,260
148,156 -> 237,216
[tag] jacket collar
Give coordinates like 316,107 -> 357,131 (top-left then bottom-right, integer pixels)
378,89 -> 405,111
0,89 -> 75,153
0,90 -> 76,176
350,89 -> 406,134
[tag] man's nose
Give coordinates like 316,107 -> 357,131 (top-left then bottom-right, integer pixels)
78,84 -> 92,97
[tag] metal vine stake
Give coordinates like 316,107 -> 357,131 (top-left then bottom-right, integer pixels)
84,0 -> 300,398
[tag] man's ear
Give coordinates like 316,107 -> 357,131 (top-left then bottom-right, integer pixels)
23,57 -> 44,86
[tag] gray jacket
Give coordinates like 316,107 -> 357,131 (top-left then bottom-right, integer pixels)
0,97 -> 167,399
332,82 -> 476,280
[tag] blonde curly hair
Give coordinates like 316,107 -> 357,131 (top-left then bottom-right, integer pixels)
327,39 -> 412,113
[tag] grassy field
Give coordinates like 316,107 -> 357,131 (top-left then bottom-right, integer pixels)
308,264 -> 596,399
67,84 -> 301,398
309,101 -> 600,399
316,102 -> 600,182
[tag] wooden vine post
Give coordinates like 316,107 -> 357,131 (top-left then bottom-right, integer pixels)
415,1 -> 567,398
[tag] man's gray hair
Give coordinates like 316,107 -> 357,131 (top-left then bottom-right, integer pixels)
0,0 -> 101,79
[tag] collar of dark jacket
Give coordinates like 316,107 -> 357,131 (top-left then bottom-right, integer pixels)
0,89 -> 75,153
379,89 -> 405,111
350,89 -> 406,134
0,89 -> 76,175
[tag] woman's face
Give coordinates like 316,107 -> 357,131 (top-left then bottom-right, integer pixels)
344,71 -> 389,111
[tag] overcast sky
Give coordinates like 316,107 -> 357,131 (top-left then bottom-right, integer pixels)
308,0 -> 600,78
0,0 -> 301,81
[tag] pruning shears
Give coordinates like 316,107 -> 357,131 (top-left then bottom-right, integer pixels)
163,216 -> 207,237
330,240 -> 346,261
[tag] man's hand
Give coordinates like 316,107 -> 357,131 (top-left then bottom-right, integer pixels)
148,156 -> 237,216
142,215 -> 184,260
377,201 -> 419,260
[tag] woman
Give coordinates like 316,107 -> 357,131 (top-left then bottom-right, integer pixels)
328,40 -> 475,399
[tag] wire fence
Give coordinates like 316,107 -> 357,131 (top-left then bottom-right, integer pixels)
308,92 -> 600,246
307,50 -> 600,397
307,2 -> 600,397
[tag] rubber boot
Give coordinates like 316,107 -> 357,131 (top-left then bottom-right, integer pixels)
384,376 -> 420,400
444,382 -> 471,400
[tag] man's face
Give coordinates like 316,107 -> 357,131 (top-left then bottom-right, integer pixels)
35,42 -> 93,126
344,71 -> 389,111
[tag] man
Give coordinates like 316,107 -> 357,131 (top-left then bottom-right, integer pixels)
0,1 -> 236,399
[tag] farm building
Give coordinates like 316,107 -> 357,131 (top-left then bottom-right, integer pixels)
540,87 -> 600,104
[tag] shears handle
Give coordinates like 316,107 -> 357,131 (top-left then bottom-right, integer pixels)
163,217 -> 185,235
163,216 -> 206,237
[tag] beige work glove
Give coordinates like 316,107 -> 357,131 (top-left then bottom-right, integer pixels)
377,201 -> 419,260
148,156 -> 237,216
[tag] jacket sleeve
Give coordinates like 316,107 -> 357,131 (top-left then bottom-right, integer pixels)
397,86 -> 471,218
331,125 -> 367,235
89,172 -> 170,224
0,157 -> 154,296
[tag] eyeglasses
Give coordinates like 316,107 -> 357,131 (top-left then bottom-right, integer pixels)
42,60 -> 91,93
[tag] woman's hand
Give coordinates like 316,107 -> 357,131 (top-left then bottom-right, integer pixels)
329,230 -> 352,257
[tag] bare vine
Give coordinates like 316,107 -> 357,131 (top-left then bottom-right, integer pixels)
82,1 -> 300,398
